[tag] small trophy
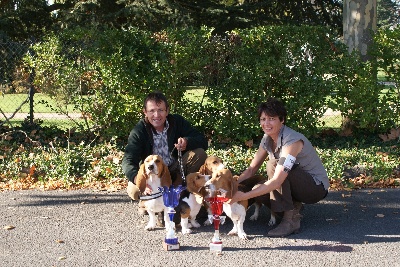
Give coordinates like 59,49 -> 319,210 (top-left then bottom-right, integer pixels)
206,196 -> 228,253
159,185 -> 185,251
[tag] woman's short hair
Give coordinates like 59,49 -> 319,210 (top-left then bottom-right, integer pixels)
257,98 -> 287,122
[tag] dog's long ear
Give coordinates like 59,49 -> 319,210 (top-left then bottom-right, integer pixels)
186,172 -> 203,194
160,161 -> 172,187
185,173 -> 197,193
228,175 -> 239,199
198,164 -> 207,175
136,163 -> 148,193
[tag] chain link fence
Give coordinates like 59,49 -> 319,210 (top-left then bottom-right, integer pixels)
0,40 -> 84,129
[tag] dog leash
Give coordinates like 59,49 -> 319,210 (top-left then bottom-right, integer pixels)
177,148 -> 186,186
139,191 -> 163,200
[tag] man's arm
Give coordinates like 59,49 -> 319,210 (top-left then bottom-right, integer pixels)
121,127 -> 146,183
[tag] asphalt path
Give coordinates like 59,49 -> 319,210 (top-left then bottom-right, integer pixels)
1,188 -> 399,267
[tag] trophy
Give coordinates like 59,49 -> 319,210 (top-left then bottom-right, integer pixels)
206,195 -> 228,253
159,185 -> 185,251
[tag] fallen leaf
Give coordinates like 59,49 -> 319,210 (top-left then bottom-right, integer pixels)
4,225 -> 15,230
376,214 -> 385,218
244,139 -> 253,148
58,256 -> 66,260
56,239 -> 64,243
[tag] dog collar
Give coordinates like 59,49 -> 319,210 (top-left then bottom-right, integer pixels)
139,191 -> 163,201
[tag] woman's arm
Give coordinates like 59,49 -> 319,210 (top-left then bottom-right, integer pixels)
230,140 -> 304,203
237,146 -> 268,183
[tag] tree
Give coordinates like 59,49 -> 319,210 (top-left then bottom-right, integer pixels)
343,0 -> 377,62
0,0 -> 54,41
1,0 -> 345,40
377,0 -> 400,28
117,0 -> 344,34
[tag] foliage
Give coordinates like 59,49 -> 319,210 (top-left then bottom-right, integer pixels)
378,0 -> 400,29
1,125 -> 399,190
0,124 -> 125,189
0,0 -> 53,41
370,26 -> 400,129
117,0 -> 343,35
0,0 -> 343,42
23,26 -> 400,143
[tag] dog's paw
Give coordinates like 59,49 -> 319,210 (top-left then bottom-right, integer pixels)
268,216 -> 276,226
145,224 -> 156,231
181,228 -> 192,235
227,229 -> 238,236
249,213 -> 259,221
238,232 -> 248,240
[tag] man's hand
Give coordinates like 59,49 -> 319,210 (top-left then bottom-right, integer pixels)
174,137 -> 187,151
144,185 -> 153,195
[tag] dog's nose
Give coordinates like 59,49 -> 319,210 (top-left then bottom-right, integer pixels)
148,164 -> 154,170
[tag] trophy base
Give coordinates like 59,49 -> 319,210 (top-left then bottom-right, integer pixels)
163,241 -> 180,251
209,242 -> 223,253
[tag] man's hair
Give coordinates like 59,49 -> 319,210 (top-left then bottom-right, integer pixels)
143,91 -> 169,110
257,97 -> 287,122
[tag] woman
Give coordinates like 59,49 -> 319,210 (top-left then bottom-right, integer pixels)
230,98 -> 329,237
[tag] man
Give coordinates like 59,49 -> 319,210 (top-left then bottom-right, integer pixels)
122,91 -> 208,213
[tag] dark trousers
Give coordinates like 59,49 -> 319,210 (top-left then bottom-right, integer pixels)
169,148 -> 207,186
242,159 -> 328,213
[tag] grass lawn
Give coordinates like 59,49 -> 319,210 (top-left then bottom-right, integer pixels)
0,93 -> 78,113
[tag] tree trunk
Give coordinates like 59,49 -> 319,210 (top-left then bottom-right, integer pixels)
343,0 -> 377,62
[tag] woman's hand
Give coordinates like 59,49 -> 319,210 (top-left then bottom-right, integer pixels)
227,191 -> 247,204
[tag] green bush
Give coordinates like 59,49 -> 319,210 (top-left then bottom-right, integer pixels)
24,26 -> 400,144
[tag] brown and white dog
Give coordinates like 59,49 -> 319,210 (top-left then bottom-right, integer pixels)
198,156 -> 225,225
204,168 -> 255,239
135,155 -> 172,231
175,172 -> 211,234
199,156 -> 266,227
199,155 -> 225,176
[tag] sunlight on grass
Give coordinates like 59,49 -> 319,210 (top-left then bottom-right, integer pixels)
0,93 -> 78,113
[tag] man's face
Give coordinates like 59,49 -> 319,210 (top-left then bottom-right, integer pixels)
143,100 -> 169,132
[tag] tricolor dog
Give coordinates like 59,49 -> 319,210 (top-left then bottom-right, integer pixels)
175,172 -> 211,234
135,155 -> 172,231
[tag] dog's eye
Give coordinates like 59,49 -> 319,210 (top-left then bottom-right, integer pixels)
155,159 -> 160,163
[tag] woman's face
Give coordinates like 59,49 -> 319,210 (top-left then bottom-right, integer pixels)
143,100 -> 169,132
259,112 -> 284,138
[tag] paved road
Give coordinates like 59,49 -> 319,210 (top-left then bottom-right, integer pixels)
1,188 -> 399,267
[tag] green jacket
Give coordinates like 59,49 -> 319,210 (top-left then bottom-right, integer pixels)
121,114 -> 208,183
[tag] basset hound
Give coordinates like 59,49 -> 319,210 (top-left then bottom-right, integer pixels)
174,172 -> 211,234
135,155 -> 172,231
204,168 -> 255,239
